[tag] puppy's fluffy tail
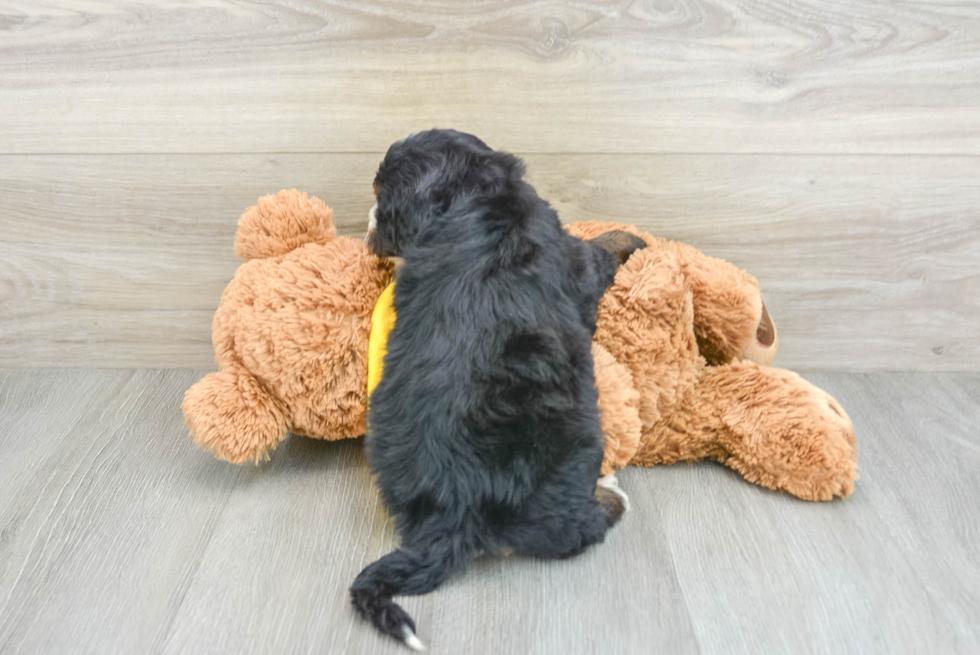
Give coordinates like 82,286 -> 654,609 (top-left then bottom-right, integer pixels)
350,536 -> 471,650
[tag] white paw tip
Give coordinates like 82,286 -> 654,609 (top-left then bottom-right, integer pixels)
401,625 -> 427,651
598,474 -> 621,490
599,474 -> 631,512
619,487 -> 632,513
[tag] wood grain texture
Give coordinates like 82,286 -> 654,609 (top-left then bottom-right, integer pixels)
158,437 -> 700,655
1,1 -> 979,154
640,371 -> 980,655
1,368 -> 978,654
1,153 -> 977,370
0,369 -> 243,655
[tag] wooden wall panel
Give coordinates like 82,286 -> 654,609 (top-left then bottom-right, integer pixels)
1,153 -> 976,370
1,1 -> 979,155
1,1 -> 977,369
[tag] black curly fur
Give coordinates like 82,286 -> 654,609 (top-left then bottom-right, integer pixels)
353,129 -> 636,648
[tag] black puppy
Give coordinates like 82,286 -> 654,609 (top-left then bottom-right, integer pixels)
353,129 -> 643,649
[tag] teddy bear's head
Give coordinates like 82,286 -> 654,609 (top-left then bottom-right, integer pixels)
184,190 -> 392,463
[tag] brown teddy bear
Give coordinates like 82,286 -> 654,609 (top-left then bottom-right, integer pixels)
183,190 -> 857,501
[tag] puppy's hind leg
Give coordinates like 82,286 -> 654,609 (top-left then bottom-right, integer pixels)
508,483 -> 624,561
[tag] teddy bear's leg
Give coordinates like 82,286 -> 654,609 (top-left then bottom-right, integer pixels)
666,240 -> 778,366
182,367 -> 289,464
646,361 -> 857,500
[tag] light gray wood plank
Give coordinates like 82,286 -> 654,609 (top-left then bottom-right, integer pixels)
638,371 -> 980,655
1,1 -> 979,154
1,369 -> 978,653
420,503 -> 699,655
158,427 -> 699,655
1,153 -> 977,370
0,368 -> 242,655
541,155 -> 980,372
0,368 -> 135,600
156,436 -> 404,655
0,368 -> 128,498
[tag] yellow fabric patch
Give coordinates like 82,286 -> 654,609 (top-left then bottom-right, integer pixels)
367,282 -> 397,398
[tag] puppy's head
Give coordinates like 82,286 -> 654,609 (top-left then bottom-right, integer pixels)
367,129 -> 524,258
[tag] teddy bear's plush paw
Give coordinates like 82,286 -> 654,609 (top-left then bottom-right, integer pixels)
183,368 -> 289,464
789,386 -> 858,500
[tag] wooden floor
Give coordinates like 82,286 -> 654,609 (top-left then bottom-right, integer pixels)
0,368 -> 977,655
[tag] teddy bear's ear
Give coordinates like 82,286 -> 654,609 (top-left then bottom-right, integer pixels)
235,189 -> 337,260
566,221 -> 647,243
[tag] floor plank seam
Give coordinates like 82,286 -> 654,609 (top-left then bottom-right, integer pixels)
0,371 -> 136,619
152,467 -> 244,655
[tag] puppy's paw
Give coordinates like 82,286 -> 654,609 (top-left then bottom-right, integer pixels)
598,473 -> 631,512
596,473 -> 630,527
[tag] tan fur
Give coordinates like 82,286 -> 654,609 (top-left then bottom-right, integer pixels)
566,221 -> 774,366
183,190 -> 857,500
235,189 -> 337,260
592,343 -> 641,474
183,190 -> 393,463
568,222 -> 856,499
